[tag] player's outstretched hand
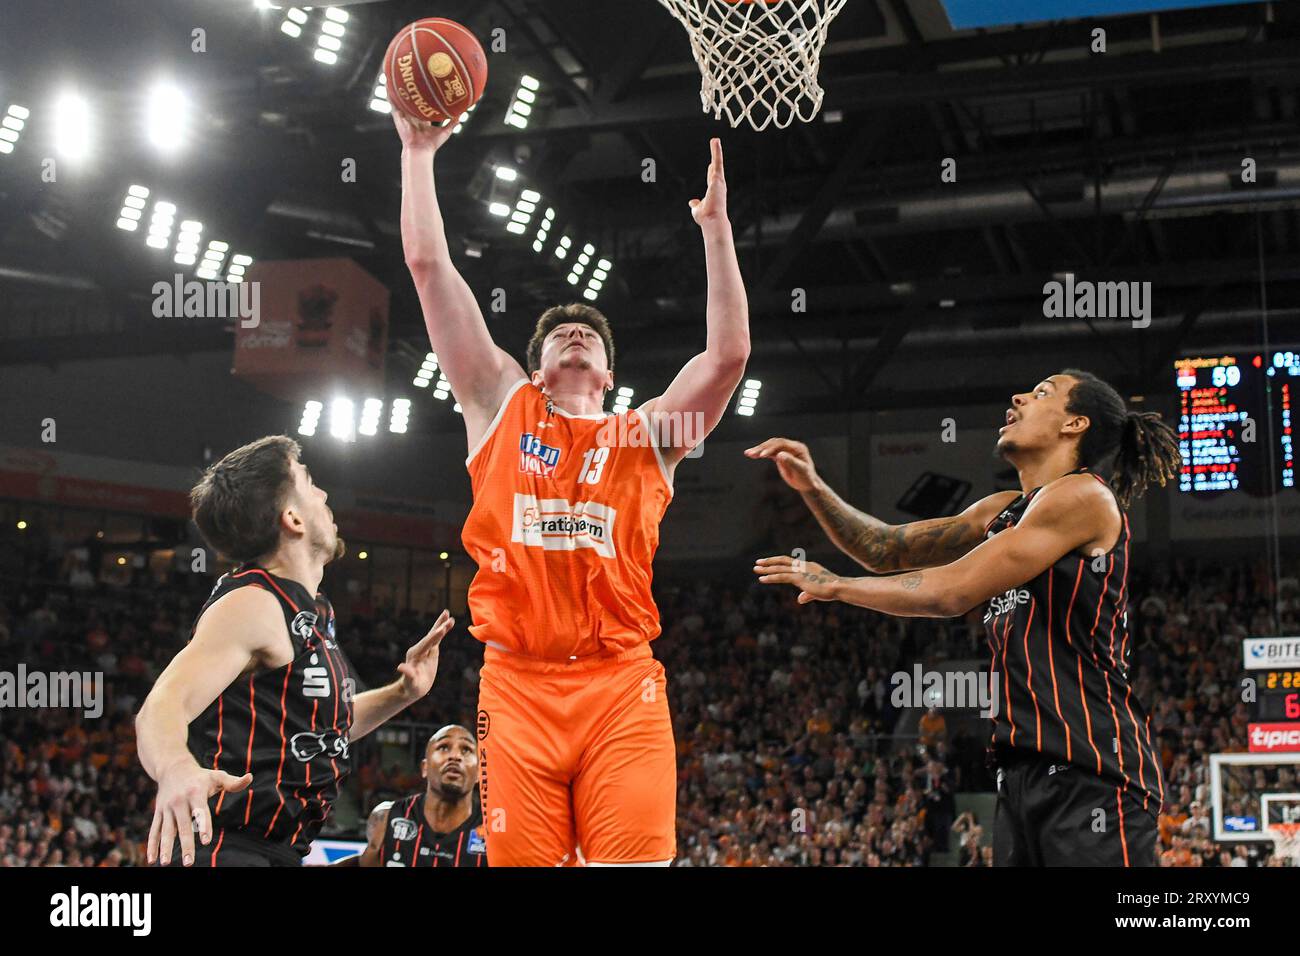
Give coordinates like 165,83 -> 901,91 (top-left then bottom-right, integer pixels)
689,137 -> 728,226
744,437 -> 820,492
396,609 -> 455,701
389,100 -> 456,153
148,761 -> 252,866
753,554 -> 842,604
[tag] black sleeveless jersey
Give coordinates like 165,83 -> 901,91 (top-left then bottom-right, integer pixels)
188,566 -> 358,855
378,792 -> 489,867
982,470 -> 1163,816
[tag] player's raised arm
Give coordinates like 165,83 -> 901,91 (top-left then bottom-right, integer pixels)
135,587 -> 282,865
745,436 -> 1019,572
754,472 -> 1115,617
349,800 -> 394,868
392,108 -> 526,448
641,138 -> 751,469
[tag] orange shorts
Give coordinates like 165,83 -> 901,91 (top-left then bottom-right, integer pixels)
476,642 -> 676,866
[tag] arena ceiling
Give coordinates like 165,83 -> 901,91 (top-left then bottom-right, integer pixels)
3,0 -> 1300,424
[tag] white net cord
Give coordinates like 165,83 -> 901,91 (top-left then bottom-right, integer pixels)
657,0 -> 849,131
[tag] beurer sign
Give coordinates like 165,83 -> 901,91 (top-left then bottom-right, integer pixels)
1243,637 -> 1300,670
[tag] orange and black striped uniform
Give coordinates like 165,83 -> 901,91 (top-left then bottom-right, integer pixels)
983,470 -> 1164,818
188,566 -> 357,860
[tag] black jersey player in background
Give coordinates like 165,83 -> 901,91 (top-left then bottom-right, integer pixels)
748,370 -> 1181,866
351,724 -> 488,867
135,436 -> 455,867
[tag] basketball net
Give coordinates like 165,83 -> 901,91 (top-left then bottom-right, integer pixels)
656,0 -> 848,131
1268,822 -> 1300,866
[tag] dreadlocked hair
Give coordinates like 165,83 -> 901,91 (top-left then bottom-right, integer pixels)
1060,369 -> 1181,509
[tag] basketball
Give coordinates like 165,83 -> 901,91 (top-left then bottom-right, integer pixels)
383,18 -> 487,124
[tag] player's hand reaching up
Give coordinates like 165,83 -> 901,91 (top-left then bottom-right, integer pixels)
396,609 -> 455,701
689,137 -> 728,226
745,437 -> 820,492
148,760 -> 252,866
389,99 -> 456,153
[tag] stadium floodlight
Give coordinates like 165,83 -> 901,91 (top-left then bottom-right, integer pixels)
116,186 -> 151,232
389,398 -> 410,434
280,20 -> 302,38
737,378 -> 762,416
520,189 -> 541,205
324,7 -> 348,23
368,70 -> 390,113
330,397 -> 356,442
611,385 -> 634,415
414,352 -> 438,387
315,9 -> 346,64
196,239 -> 228,279
226,252 -> 253,283
298,400 -> 323,437
505,76 -> 540,129
286,7 -> 307,24
452,102 -> 477,135
584,255 -> 611,301
52,93 -> 91,161
0,104 -> 28,155
495,166 -> 518,182
506,223 -> 527,234
145,200 -> 176,250
359,397 -> 383,437
433,372 -> 450,401
173,220 -> 203,266
488,202 -> 511,217
453,402 -> 462,414
146,83 -> 189,154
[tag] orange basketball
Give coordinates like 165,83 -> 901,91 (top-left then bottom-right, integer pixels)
383,18 -> 487,124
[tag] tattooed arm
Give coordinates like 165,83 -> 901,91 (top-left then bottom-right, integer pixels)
753,474 -> 1112,618
744,437 -> 1018,571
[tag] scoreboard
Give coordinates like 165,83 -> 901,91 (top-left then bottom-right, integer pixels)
1175,351 -> 1298,495
1255,670 -> 1300,722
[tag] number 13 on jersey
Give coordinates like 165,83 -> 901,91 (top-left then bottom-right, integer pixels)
579,446 -> 610,484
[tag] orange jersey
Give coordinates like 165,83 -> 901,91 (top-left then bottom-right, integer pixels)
461,379 -> 674,660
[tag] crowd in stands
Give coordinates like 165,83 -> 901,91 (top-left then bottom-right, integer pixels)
2,517 -> 1297,867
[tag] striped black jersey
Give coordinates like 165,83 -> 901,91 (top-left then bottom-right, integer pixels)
982,469 -> 1163,816
188,566 -> 358,855
378,792 -> 488,867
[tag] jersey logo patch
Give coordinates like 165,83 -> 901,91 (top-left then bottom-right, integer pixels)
983,587 -> 1032,623
390,817 -> 417,841
519,432 -> 562,477
468,827 -> 486,854
302,653 -> 331,698
290,610 -> 318,641
512,493 -> 616,558
290,729 -> 349,762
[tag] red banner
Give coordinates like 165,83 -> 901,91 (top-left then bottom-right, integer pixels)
1248,723 -> 1300,753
